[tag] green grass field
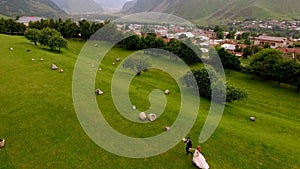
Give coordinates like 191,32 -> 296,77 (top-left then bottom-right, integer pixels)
0,34 -> 299,168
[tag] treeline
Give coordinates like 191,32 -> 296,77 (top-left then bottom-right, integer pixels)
248,48 -> 300,91
25,28 -> 67,52
118,33 -> 244,71
0,18 -> 26,35
28,18 -> 109,40
0,17 -> 109,40
118,33 -> 202,65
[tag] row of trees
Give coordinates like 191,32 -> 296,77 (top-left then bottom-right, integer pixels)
25,28 -> 67,52
28,18 -> 108,40
120,33 -> 246,71
0,18 -> 26,35
249,48 -> 300,91
0,17 -> 109,41
119,33 -> 202,65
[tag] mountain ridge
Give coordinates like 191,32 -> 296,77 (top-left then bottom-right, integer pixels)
0,0 -> 67,18
121,0 -> 300,22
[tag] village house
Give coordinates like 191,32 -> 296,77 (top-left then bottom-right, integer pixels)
204,30 -> 217,39
254,35 -> 293,48
220,41 -> 247,57
221,43 -> 236,51
278,47 -> 300,59
17,16 -> 44,26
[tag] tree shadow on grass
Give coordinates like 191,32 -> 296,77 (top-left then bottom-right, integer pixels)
18,42 -> 66,54
39,47 -> 65,54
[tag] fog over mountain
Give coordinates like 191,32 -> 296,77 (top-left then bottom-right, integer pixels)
93,0 -> 129,9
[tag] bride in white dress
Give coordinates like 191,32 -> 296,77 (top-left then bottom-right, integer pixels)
192,146 -> 209,169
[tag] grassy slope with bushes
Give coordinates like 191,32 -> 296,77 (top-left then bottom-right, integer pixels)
0,34 -> 299,168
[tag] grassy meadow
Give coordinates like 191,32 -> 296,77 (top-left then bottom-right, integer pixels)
0,34 -> 299,168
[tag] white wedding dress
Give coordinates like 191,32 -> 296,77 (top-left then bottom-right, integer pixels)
192,150 -> 209,169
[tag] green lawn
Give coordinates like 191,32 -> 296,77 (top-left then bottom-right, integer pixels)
0,34 -> 299,168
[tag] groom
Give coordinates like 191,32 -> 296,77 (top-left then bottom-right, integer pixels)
185,137 -> 193,155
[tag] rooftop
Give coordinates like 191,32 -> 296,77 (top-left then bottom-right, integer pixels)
255,35 -> 287,42
17,16 -> 44,24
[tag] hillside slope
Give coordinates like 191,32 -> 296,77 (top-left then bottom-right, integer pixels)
121,0 -> 300,22
51,0 -> 104,15
0,0 -> 66,18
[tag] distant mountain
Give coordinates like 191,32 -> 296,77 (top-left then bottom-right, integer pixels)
121,0 -> 300,22
121,0 -> 137,12
0,0 -> 66,18
51,0 -> 104,15
93,0 -> 129,9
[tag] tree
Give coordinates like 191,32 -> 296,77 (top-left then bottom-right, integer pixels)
291,63 -> 300,92
273,59 -> 300,92
94,22 -> 123,43
153,38 -> 166,49
38,28 -> 60,46
29,20 -> 42,29
243,38 -> 251,45
242,45 -> 261,58
62,19 -> 79,39
78,19 -> 91,40
37,28 -> 67,52
48,34 -> 68,52
24,28 -> 40,45
179,41 -> 201,65
216,31 -> 224,39
144,34 -> 156,48
212,46 -> 241,71
165,39 -> 182,61
122,56 -> 152,76
225,85 -> 248,103
273,59 -> 296,85
164,39 -> 201,65
0,18 -> 7,34
123,34 -> 140,50
90,22 -> 104,36
138,37 -> 147,49
181,67 -> 247,103
249,48 -> 283,80
241,32 -> 251,39
40,19 -> 49,29
6,19 -> 25,35
214,26 -> 224,39
226,31 -> 235,39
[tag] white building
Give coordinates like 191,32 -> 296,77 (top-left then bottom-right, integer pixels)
17,16 -> 44,26
176,32 -> 195,38
221,44 -> 236,51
